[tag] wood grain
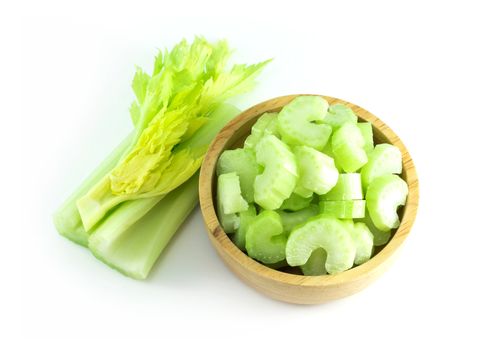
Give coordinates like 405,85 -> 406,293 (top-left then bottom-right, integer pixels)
199,95 -> 419,304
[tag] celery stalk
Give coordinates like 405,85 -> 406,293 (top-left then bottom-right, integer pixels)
89,173 -> 199,279
53,133 -> 134,246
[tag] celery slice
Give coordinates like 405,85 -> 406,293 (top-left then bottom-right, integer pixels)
332,123 -> 368,172
361,143 -> 402,190
88,174 -> 199,279
301,248 -> 328,276
286,216 -> 355,274
53,132 -> 134,246
231,204 -> 257,251
321,141 -> 343,172
244,113 -> 279,149
278,204 -> 319,234
319,200 -> 366,219
341,221 -> 374,265
322,173 -> 363,201
253,135 -> 298,210
366,174 -> 408,231
357,122 -> 374,154
293,145 -> 339,196
279,192 -> 313,211
216,148 -> 259,202
216,198 -> 239,234
278,96 -> 332,150
245,210 -> 287,264
217,172 -> 248,215
356,214 -> 391,246
323,104 -> 357,129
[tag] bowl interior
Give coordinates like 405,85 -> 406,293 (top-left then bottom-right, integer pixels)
201,94 -> 418,284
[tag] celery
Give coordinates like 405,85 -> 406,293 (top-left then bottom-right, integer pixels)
89,174 -> 199,279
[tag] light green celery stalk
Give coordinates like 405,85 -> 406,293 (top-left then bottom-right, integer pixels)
87,103 -> 240,278
89,173 -> 199,279
53,132 -> 134,246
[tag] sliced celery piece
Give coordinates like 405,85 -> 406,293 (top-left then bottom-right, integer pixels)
217,148 -> 259,202
217,172 -> 249,215
323,104 -> 357,129
361,143 -> 402,190
53,132 -> 134,246
294,183 -> 314,198
357,122 -> 374,154
216,199 -> 239,234
356,214 -> 391,246
277,204 -> 319,234
332,123 -> 368,172
279,192 -> 313,211
88,174 -> 199,279
286,216 -> 355,274
321,141 -> 343,172
366,174 -> 408,231
319,200 -> 366,219
245,210 -> 287,264
231,204 -> 257,251
278,96 -> 332,150
293,146 -> 339,196
301,248 -> 327,276
341,221 -> 374,265
253,135 -> 298,210
244,112 -> 279,149
322,173 -> 363,201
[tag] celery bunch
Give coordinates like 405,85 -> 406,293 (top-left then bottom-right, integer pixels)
53,37 -> 269,279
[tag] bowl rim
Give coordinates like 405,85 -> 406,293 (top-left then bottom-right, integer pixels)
199,94 -> 419,287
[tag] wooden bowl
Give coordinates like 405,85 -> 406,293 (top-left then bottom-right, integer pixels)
199,94 -> 419,304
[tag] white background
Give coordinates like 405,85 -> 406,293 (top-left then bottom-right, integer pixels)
15,0 -> 482,349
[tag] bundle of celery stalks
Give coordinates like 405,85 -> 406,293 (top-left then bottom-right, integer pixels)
53,37 -> 269,279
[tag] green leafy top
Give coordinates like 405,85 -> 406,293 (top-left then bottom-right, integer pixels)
76,37 -> 270,230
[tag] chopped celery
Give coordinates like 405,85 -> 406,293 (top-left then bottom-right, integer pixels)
332,123 -> 368,172
88,174 -> 199,279
357,122 -> 374,154
280,192 -> 313,211
293,145 -> 339,196
231,204 -> 257,251
356,214 -> 391,246
216,148 -> 259,202
278,96 -> 332,150
244,113 -> 279,149
361,143 -> 402,190
216,198 -> 239,234
253,135 -> 298,210
321,141 -> 343,172
322,173 -> 363,201
341,221 -> 374,265
323,104 -> 357,129
301,248 -> 327,276
278,204 -> 319,234
245,210 -> 287,264
217,172 -> 248,215
366,174 -> 408,231
319,200 -> 366,219
286,216 -> 355,274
